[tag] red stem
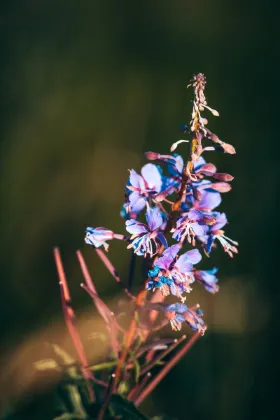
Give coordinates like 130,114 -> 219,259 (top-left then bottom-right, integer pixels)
134,331 -> 200,407
140,335 -> 186,377
53,248 -> 95,402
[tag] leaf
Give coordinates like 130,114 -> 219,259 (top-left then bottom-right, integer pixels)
34,358 -> 60,371
109,395 -> 149,420
134,359 -> 141,383
88,360 -> 117,371
65,384 -> 87,418
52,344 -> 78,379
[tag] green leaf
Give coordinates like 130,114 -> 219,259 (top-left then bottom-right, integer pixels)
34,358 -> 60,371
134,359 -> 141,383
52,344 -> 78,379
88,360 -> 117,371
108,394 -> 149,420
65,384 -> 87,417
53,414 -> 87,420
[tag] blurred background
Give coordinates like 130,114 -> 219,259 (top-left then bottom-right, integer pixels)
0,1 -> 279,419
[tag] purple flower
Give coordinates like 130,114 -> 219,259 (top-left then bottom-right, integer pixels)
195,187 -> 222,211
126,207 -> 167,257
194,267 -> 219,293
126,164 -> 162,213
144,153 -> 184,201
183,179 -> 222,212
146,244 -> 202,301
163,302 -> 206,333
154,155 -> 225,211
204,212 -> 239,257
85,227 -> 115,251
172,209 -> 210,245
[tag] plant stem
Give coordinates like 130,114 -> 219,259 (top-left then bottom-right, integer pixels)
97,374 -> 116,420
113,287 -> 147,390
113,109 -> 200,390
53,248 -> 95,402
139,335 -> 186,377
134,331 -> 200,407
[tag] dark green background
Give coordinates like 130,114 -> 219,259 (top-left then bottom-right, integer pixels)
0,1 -> 278,419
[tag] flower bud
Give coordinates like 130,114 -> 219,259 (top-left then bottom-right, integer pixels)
208,182 -> 232,193
213,173 -> 234,181
145,151 -> 160,160
220,142 -> 236,154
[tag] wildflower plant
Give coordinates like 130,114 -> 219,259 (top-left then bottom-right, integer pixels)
49,74 -> 237,419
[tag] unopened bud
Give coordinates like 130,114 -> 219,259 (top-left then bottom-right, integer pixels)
208,182 -> 232,193
220,142 -> 236,154
145,151 -> 160,160
198,163 -> 217,176
213,173 -> 234,182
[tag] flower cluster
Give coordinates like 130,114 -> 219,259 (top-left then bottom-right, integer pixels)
85,73 -> 238,334
49,74 -> 239,418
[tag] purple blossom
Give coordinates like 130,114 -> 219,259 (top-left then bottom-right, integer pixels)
172,209 -> 210,245
194,267 -> 219,293
144,153 -> 183,201
203,212 -> 239,257
126,164 -> 162,213
126,207 -> 167,257
85,74 -> 238,338
163,302 -> 207,334
146,244 -> 202,301
85,227 -> 115,251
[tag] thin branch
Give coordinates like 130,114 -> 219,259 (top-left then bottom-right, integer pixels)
134,331 -> 201,407
76,250 -> 98,293
113,288 -> 147,390
53,248 -> 95,402
80,283 -> 121,357
128,372 -> 152,401
95,248 -> 135,300
140,335 -> 186,376
97,374 -> 116,420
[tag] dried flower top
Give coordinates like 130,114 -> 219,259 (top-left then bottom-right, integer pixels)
188,72 -> 207,110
